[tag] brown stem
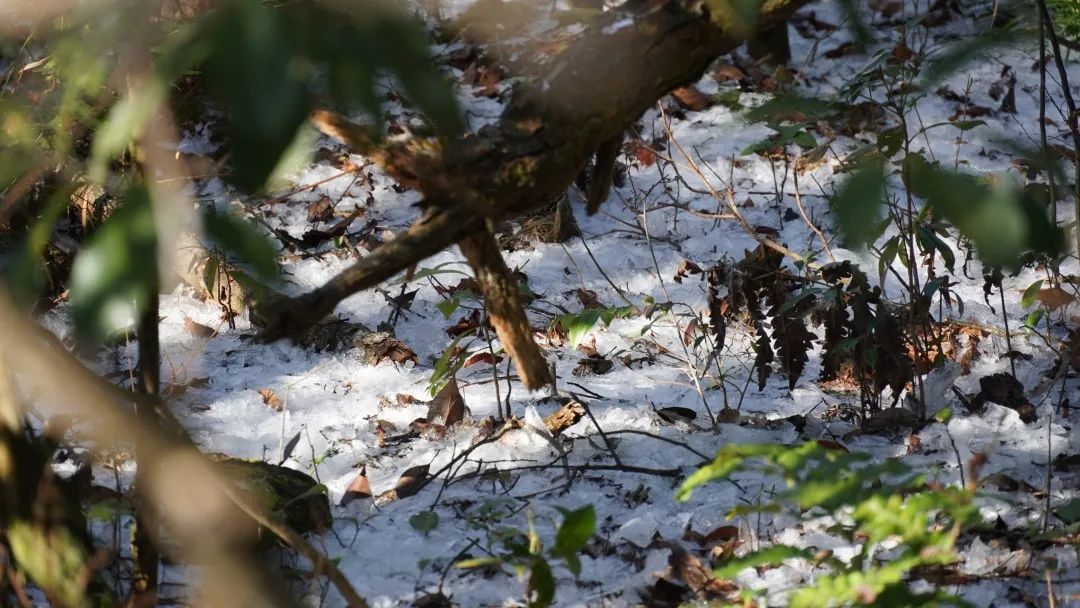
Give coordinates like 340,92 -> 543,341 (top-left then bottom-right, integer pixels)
129,285 -> 160,608
459,225 -> 553,391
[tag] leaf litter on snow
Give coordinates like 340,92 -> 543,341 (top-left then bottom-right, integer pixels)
88,0 -> 1080,605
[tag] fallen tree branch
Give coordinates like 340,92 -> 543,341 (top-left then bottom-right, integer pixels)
262,0 -> 813,343
458,223 -> 553,390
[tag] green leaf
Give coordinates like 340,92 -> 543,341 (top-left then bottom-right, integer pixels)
527,557 -> 556,608
202,211 -> 280,282
409,511 -> 439,535
552,506 -> 596,559
560,310 -> 602,347
1021,279 -> 1044,309
429,335 -> 466,396
4,187 -> 70,308
904,154 -> 1063,266
1055,498 -> 1080,525
948,120 -> 987,131
69,186 -> 158,344
1024,309 -> 1045,329
934,406 -> 953,424
830,162 -> 886,249
202,253 -> 221,294
916,225 -> 956,271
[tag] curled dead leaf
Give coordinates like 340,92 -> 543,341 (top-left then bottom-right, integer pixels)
339,465 -> 372,507
544,401 -> 586,436
258,388 -> 282,412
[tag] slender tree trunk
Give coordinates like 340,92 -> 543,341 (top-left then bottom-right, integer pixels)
129,286 -> 160,608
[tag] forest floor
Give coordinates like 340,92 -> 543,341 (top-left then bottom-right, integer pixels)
46,1 -> 1080,606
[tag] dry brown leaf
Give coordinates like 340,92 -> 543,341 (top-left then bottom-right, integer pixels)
183,315 -> 216,338
426,376 -> 468,427
463,352 -> 503,368
576,288 -> 605,310
258,388 -> 282,412
664,541 -> 738,598
712,62 -> 745,82
682,318 -> 700,347
626,139 -> 657,167
307,195 -> 334,223
544,401 -> 586,435
671,86 -> 710,112
339,465 -> 372,507
392,464 -> 430,500
673,259 -> 703,284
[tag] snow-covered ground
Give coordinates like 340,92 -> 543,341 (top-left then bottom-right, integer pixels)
44,1 -> 1080,605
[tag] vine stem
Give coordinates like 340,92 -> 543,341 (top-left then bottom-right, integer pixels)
1038,0 -> 1080,257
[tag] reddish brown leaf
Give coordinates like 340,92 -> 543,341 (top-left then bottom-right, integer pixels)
682,318 -> 700,347
700,525 -> 739,547
258,388 -> 282,412
463,352 -> 503,368
447,310 -> 481,336
671,86 -> 710,111
339,465 -> 372,507
626,139 -> 657,166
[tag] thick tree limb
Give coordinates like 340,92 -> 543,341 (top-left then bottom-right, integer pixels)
261,0 -> 813,341
458,225 -> 553,390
